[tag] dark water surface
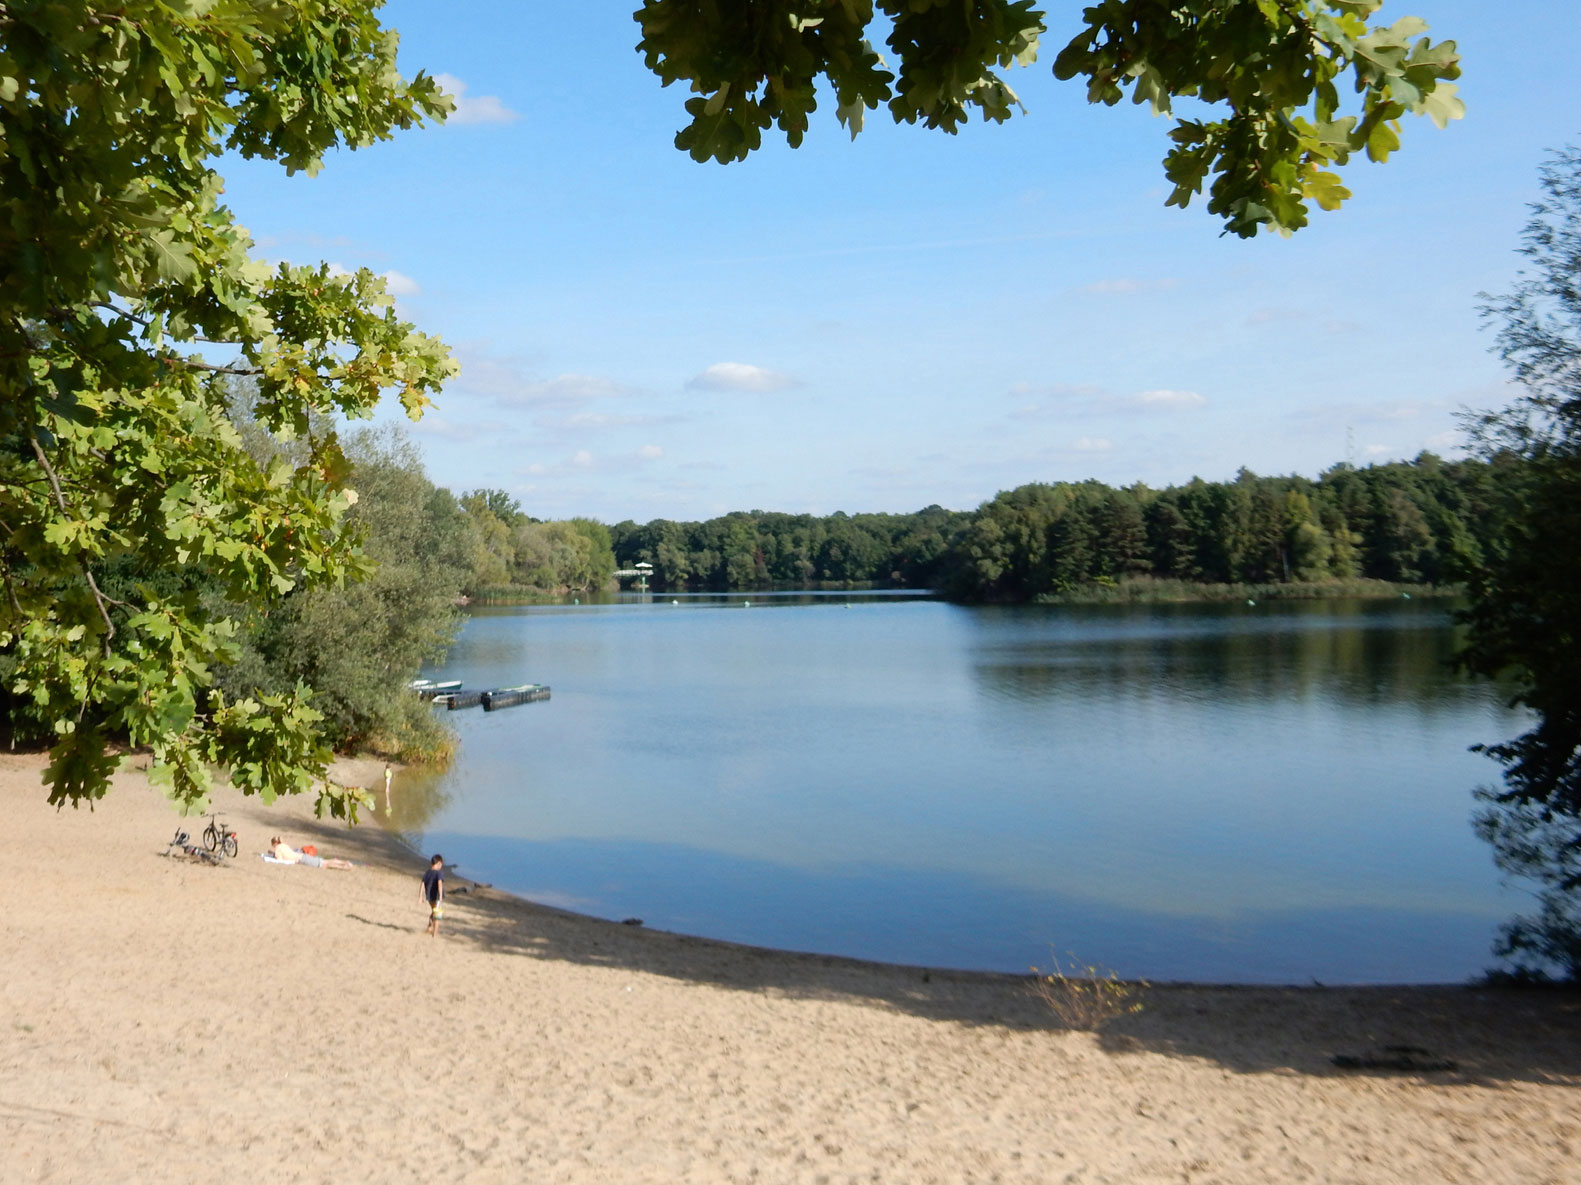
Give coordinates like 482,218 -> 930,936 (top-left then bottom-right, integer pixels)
392,594 -> 1522,983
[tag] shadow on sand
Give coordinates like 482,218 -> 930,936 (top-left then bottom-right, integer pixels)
280,801 -> 1581,1092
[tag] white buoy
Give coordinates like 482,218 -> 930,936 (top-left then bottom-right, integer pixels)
1246,599 -> 1256,606
744,600 -> 751,607
672,599 -> 679,605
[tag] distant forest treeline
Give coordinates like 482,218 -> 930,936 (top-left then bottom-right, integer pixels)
610,505 -> 967,591
609,453 -> 1523,601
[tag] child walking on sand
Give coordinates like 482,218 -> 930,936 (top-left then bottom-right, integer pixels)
421,853 -> 444,937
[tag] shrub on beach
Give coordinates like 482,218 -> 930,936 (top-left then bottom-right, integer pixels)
1029,953 -> 1146,1031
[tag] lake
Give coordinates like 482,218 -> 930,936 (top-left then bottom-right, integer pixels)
391,593 -> 1524,984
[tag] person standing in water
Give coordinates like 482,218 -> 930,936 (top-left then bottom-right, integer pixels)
421,853 -> 444,937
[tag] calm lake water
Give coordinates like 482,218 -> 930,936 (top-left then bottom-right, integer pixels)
392,594 -> 1524,984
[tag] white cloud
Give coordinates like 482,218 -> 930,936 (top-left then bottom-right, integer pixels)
1287,399 -> 1445,427
1079,277 -> 1180,295
522,375 -> 626,405
687,362 -> 796,393
1073,436 -> 1113,452
381,269 -> 420,296
412,415 -> 508,444
1247,306 -> 1304,325
1425,430 -> 1461,449
1364,444 -> 1393,457
637,444 -> 664,460
1009,383 -> 1205,420
321,261 -> 420,296
572,450 -> 594,468
452,350 -> 631,407
1010,380 -> 1105,401
535,410 -> 682,432
433,73 -> 519,126
1130,388 -> 1206,410
253,230 -> 355,252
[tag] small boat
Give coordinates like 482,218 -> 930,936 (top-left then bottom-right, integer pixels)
481,684 -> 551,711
412,679 -> 463,701
442,689 -> 486,711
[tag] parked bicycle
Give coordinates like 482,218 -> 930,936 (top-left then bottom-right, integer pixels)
166,826 -> 221,865
202,813 -> 238,859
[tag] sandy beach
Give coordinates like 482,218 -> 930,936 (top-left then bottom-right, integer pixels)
4,752 -> 1579,1184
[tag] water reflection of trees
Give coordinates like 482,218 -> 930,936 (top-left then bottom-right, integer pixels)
382,763 -> 456,834
966,602 -> 1509,711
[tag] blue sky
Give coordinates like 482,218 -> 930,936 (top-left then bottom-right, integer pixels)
223,2 -> 1579,522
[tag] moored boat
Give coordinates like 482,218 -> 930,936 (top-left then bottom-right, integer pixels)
412,678 -> 463,701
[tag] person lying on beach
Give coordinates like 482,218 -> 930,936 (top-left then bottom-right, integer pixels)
269,837 -> 354,870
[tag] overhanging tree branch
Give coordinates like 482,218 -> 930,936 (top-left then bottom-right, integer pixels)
27,433 -> 123,648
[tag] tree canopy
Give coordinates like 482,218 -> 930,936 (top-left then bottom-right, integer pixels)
1,2 -> 454,814
636,0 -> 1463,237
1461,146 -> 1581,978
608,456 -> 1509,600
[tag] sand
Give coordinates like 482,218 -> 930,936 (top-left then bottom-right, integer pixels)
4,752 -> 1579,1185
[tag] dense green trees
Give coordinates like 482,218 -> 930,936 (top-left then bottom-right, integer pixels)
2,418 -> 497,766
1,1 -> 454,812
611,507 -> 971,590
607,458 -> 1502,601
939,456 -> 1503,602
1461,147 -> 1581,979
214,427 -> 470,763
453,492 -> 617,596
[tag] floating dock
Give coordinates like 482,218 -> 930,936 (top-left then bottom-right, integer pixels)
426,684 -> 549,711
482,684 -> 551,711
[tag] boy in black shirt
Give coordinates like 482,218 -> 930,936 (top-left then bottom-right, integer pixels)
421,854 -> 444,937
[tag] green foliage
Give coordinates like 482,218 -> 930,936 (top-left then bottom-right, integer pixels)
940,456 -> 1502,602
1461,146 -> 1581,980
214,426 -> 466,763
460,488 -> 527,527
634,0 -> 1461,237
0,3 -> 455,812
611,506 -> 970,591
454,498 -> 619,595
566,519 -> 618,588
608,463 -> 1504,603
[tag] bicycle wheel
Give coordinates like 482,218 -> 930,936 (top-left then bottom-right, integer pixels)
203,824 -> 218,852
222,832 -> 238,859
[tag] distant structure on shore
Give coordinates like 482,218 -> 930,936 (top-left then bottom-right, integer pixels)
613,561 -> 653,592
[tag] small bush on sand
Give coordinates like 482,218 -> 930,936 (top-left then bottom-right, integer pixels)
1030,952 -> 1146,1030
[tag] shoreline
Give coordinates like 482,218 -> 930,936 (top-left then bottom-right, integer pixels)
7,752 -> 1580,1182
98,750 -> 1557,993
